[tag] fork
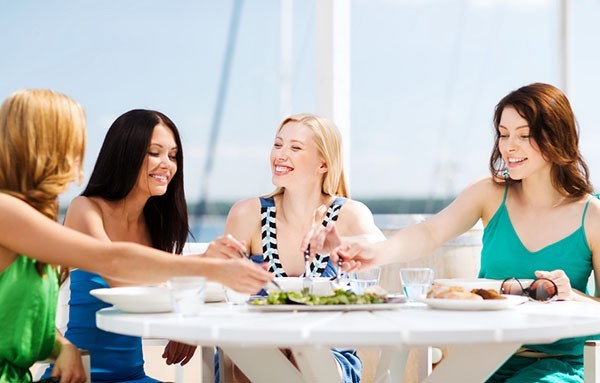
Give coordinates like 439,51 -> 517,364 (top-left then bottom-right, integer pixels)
330,257 -> 343,281
303,244 -> 312,293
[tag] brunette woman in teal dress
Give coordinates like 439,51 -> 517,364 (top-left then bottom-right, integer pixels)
309,83 -> 600,382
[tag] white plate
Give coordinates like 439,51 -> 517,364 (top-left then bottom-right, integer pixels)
91,286 -> 172,313
424,295 -> 528,311
247,302 -> 404,312
92,283 -> 226,312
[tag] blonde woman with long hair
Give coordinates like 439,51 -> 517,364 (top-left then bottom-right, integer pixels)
0,89 -> 272,383
221,113 -> 384,383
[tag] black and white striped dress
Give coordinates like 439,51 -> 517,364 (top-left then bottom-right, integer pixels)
259,196 -> 347,278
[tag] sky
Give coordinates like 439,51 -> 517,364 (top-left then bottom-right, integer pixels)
1,0 -> 600,207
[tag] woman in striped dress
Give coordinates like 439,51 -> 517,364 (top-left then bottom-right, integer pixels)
222,113 -> 385,382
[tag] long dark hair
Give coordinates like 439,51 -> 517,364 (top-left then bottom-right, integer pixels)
489,83 -> 593,197
83,109 -> 188,254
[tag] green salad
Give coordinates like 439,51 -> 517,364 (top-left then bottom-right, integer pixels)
251,288 -> 387,306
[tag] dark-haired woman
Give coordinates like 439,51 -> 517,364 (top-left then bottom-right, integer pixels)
0,90 -> 271,383
312,83 -> 600,382
43,109 -> 251,383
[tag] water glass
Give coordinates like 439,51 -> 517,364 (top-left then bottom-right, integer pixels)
167,276 -> 207,316
223,287 -> 250,305
399,268 -> 434,302
349,267 -> 381,294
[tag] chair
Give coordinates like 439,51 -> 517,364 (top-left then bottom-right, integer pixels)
585,341 -> 600,383
183,241 -> 209,255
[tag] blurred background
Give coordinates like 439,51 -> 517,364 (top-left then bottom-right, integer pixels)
2,0 -> 599,240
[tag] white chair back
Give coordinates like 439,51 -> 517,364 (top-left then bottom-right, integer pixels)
182,242 -> 209,256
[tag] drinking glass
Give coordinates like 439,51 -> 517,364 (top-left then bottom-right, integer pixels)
167,276 -> 207,316
399,268 -> 434,302
349,267 -> 381,294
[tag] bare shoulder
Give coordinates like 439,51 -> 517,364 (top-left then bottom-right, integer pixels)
227,197 -> 261,221
583,196 -> 600,255
335,198 -> 383,237
225,197 -> 262,242
68,195 -> 101,213
462,176 -> 505,204
338,199 -> 374,220
462,177 -> 505,199
584,196 -> 600,232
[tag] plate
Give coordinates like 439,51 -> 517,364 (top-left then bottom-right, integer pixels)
424,295 -> 528,311
92,282 -> 226,312
91,286 -> 172,313
246,302 -> 405,312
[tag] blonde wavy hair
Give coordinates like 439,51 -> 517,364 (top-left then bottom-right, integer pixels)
269,113 -> 349,198
0,89 -> 86,221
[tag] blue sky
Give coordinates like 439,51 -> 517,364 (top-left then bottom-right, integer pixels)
1,0 -> 599,205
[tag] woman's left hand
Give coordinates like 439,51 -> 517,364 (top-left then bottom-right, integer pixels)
535,269 -> 574,301
51,342 -> 86,383
162,340 -> 197,366
301,223 -> 342,260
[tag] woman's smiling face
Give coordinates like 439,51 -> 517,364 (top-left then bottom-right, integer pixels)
270,121 -> 327,188
498,106 -> 549,181
135,123 -> 178,197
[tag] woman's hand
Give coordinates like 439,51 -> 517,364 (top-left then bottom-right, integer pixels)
301,223 -> 342,260
202,234 -> 247,259
535,269 -> 574,301
331,241 -> 381,272
50,338 -> 86,383
215,258 -> 272,293
162,341 -> 197,366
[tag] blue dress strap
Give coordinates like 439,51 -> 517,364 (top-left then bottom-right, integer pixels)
259,196 -> 275,208
501,181 -> 509,204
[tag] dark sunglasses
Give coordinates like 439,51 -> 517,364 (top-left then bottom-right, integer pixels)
500,277 -> 558,302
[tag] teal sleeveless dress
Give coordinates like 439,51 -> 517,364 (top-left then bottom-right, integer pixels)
479,185 -> 596,382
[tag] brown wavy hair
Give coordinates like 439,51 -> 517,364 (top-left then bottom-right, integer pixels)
489,82 -> 592,197
268,113 -> 349,198
0,89 -> 86,274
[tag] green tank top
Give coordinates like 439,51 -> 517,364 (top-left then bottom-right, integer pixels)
0,255 -> 58,382
479,184 -> 595,356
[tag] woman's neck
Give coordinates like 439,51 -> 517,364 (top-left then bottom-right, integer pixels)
278,188 -> 331,228
104,193 -> 148,226
519,174 -> 566,209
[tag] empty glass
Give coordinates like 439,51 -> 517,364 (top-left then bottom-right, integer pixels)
167,276 -> 207,316
349,267 -> 381,294
399,268 -> 434,302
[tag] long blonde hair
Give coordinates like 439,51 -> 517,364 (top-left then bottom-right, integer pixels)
0,89 -> 86,221
269,113 -> 349,198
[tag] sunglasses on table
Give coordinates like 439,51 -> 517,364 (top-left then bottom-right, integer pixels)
500,277 -> 558,302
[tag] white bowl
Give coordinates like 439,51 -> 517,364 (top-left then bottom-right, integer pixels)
273,277 -> 334,296
206,282 -> 226,302
91,286 -> 172,313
